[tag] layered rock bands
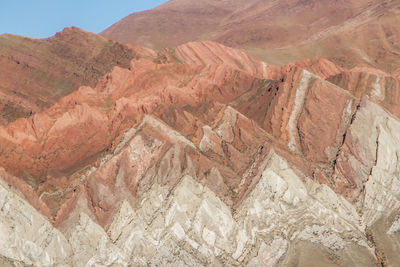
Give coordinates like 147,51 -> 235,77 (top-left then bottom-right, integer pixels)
0,40 -> 399,266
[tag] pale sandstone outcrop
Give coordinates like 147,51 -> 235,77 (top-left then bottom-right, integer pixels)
0,178 -> 72,266
0,153 -> 373,266
335,100 -> 400,225
388,216 -> 400,235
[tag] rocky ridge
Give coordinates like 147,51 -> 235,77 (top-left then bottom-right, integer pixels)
0,40 -> 399,266
0,27 -> 154,125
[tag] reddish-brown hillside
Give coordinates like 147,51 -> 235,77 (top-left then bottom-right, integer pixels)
101,0 -> 400,72
0,27 -> 154,125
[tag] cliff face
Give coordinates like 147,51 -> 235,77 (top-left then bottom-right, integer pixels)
0,39 -> 399,266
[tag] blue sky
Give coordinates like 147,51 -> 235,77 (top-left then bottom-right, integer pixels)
0,0 -> 168,38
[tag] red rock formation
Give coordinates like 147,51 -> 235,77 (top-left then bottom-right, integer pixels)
1,36 -> 400,265
0,27 -> 154,124
0,42 -> 275,197
0,39 -> 395,220
327,67 -> 400,118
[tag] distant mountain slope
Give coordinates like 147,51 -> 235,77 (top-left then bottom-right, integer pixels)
101,0 -> 400,72
0,27 -> 154,124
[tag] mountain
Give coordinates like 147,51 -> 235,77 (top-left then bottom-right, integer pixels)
0,39 -> 399,266
0,1 -> 400,266
0,27 -> 154,125
101,0 -> 400,72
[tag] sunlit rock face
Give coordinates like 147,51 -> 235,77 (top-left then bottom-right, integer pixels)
0,21 -> 400,266
0,155 -> 375,266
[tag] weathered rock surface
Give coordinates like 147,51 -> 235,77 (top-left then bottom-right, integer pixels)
327,67 -> 400,118
0,148 -> 376,266
0,37 -> 399,266
0,178 -> 72,266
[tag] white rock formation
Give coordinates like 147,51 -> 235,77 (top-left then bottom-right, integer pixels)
0,179 -> 72,266
0,151 -> 372,266
344,100 -> 400,226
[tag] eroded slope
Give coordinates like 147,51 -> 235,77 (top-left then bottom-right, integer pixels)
0,41 -> 399,266
0,27 -> 154,124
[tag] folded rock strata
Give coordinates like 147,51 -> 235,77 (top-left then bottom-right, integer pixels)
0,40 -> 399,266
